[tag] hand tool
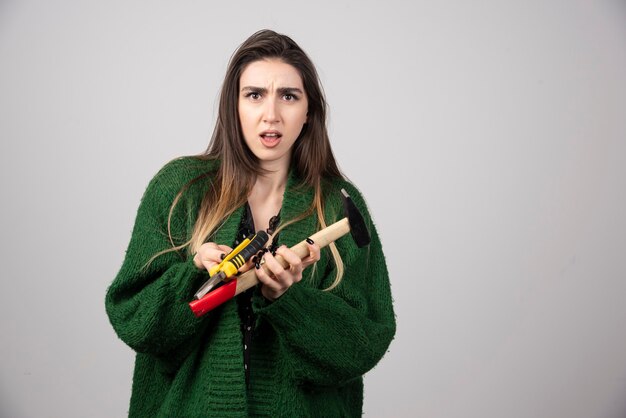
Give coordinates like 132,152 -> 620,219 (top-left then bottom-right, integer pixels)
189,189 -> 370,317
193,230 -> 269,300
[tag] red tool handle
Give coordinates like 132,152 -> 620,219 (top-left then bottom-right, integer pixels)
189,279 -> 237,317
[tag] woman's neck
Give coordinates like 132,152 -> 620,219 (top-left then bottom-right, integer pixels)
247,164 -> 289,231
253,155 -> 290,195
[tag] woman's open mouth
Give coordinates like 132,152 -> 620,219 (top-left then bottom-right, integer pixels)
259,131 -> 282,148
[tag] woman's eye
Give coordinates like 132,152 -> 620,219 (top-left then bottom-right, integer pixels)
283,94 -> 297,101
246,92 -> 261,100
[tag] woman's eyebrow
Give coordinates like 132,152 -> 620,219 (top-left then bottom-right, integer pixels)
240,86 -> 304,95
241,86 -> 268,94
277,87 -> 304,95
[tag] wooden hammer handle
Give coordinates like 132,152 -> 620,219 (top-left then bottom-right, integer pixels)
235,217 -> 349,294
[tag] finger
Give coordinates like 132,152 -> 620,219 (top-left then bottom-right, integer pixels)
202,259 -> 216,272
194,243 -> 233,271
262,251 -> 289,282
275,245 -> 302,268
196,254 -> 218,272
217,244 -> 233,255
274,246 -> 303,279
194,242 -> 219,269
255,261 -> 290,301
203,244 -> 232,261
267,250 -> 302,287
255,261 -> 283,292
238,258 -> 254,273
301,242 -> 321,268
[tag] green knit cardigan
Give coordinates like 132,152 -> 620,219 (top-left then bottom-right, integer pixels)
105,157 -> 395,417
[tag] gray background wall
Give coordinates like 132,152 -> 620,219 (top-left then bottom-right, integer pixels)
1,0 -> 625,417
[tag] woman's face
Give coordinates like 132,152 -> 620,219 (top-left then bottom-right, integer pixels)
238,59 -> 308,170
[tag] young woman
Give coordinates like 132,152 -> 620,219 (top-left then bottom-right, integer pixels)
106,29 -> 395,417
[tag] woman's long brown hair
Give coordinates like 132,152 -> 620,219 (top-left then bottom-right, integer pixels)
160,30 -> 346,289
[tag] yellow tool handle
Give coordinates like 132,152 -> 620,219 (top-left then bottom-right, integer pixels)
208,237 -> 251,277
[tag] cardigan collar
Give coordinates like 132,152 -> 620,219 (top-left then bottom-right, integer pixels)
279,170 -> 317,248
211,167 -> 317,249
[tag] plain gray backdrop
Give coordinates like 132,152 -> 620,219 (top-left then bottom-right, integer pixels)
1,0 -> 625,417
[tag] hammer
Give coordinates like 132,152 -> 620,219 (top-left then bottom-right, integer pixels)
189,189 -> 370,317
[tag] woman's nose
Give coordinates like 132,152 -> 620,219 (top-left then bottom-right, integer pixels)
262,98 -> 279,123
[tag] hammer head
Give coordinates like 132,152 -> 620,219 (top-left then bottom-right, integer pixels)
341,188 -> 371,248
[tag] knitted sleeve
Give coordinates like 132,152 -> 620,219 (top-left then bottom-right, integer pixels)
105,158 -> 212,357
254,183 -> 396,386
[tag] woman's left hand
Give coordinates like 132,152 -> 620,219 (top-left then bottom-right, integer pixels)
256,242 -> 320,301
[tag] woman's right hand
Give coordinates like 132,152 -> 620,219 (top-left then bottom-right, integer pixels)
193,242 -> 233,272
